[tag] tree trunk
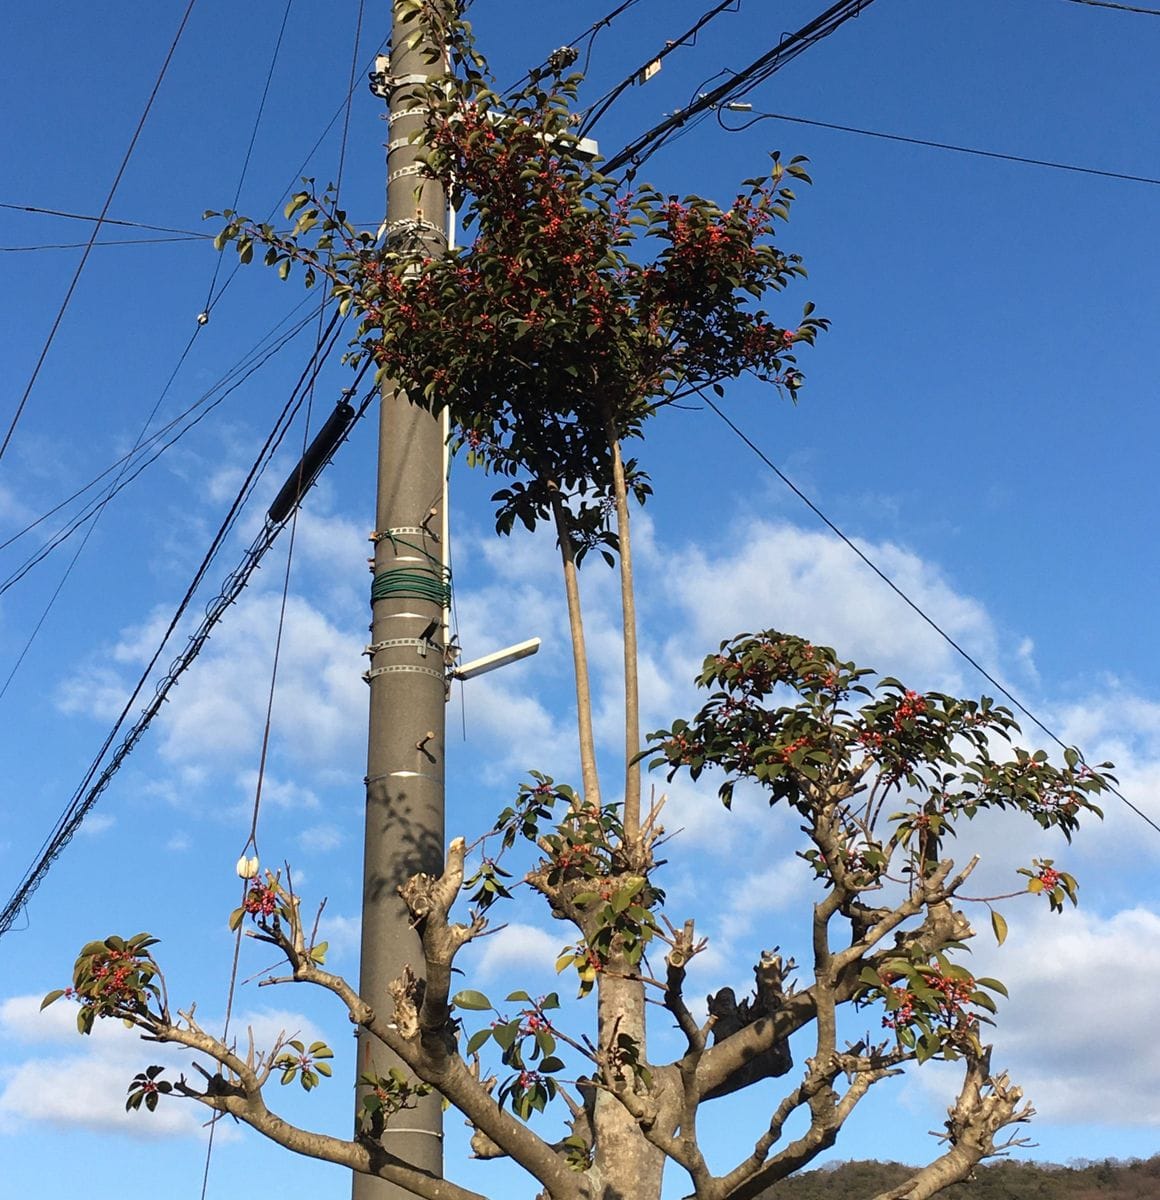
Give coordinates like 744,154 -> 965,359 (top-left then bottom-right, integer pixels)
590,959 -> 664,1200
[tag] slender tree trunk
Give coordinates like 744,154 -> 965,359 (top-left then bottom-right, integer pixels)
608,429 -> 641,839
549,490 -> 601,809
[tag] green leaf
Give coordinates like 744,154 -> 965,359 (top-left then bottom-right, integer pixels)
41,989 -> 65,1010
611,877 -> 644,914
465,1028 -> 492,1056
990,909 -> 1008,946
492,1021 -> 519,1052
976,976 -> 1009,998
451,989 -> 492,1011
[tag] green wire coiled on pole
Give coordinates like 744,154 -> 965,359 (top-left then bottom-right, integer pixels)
370,565 -> 451,607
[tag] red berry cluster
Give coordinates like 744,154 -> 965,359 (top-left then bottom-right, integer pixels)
243,881 -> 278,918
892,690 -> 927,732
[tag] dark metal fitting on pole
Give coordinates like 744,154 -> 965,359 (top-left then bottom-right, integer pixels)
371,68 -> 429,99
381,216 -> 447,242
416,731 -> 436,752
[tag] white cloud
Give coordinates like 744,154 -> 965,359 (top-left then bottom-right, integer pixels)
664,519 -> 997,692
900,906 -> 1160,1129
0,995 -> 328,1141
77,813 -> 115,837
989,905 -> 1160,1124
473,923 -> 563,981
0,995 -> 206,1139
317,913 -> 361,964
297,823 -> 344,852
237,769 -> 321,813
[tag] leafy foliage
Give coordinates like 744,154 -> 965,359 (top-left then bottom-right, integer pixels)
42,932 -> 163,1035
210,0 -> 824,556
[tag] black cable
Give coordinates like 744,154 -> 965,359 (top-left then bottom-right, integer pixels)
0,308 -> 332,700
717,108 -> 1160,188
0,298 -> 315,556
1059,0 -> 1160,13
0,235 -> 207,252
0,315 -> 356,940
0,201 -> 206,237
0,301 -> 322,585
695,384 -> 1160,838
0,313 -> 339,598
335,0 -> 366,198
503,0 -> 646,94
601,0 -> 876,175
578,0 -> 741,138
202,0 -> 295,312
0,0 -> 199,471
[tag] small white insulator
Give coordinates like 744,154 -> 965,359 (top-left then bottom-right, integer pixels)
196,311 -> 210,326
236,854 -> 260,879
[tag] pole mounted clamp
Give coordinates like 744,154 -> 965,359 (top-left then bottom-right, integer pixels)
388,164 -> 426,185
365,637 -> 440,659
370,526 -> 434,544
363,663 -> 446,685
368,67 -> 429,99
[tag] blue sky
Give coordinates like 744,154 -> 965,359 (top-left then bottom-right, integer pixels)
1,1 -> 1159,1197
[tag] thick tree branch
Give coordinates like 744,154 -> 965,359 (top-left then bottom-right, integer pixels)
242,866 -> 582,1198
549,487 -> 602,808
869,1049 -> 1033,1200
148,1017 -> 486,1200
608,427 -> 642,837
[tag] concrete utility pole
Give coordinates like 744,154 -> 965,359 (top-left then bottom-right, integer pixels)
355,4 -> 448,1196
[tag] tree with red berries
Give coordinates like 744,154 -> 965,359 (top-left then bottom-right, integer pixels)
48,5 -> 1113,1200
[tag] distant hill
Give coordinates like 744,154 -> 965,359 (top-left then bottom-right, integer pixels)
758,1154 -> 1160,1199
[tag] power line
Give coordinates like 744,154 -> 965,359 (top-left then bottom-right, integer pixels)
0,235 -> 207,252
694,385 -> 1160,839
503,0 -> 647,93
0,302 -> 326,700
602,0 -> 877,175
0,201 -> 207,237
0,301 -> 321,592
578,0 -> 741,137
717,107 -> 1160,188
0,319 -> 363,940
1059,0 -> 1160,13
0,0 -> 199,471
202,0 -> 296,313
